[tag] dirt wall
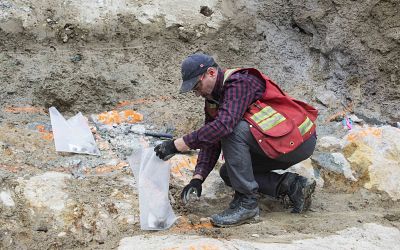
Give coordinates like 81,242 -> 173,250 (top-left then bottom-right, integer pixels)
1,0 -> 399,132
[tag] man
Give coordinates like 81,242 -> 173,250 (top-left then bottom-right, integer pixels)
155,53 -> 318,227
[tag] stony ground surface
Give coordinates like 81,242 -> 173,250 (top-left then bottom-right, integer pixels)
1,0 -> 399,249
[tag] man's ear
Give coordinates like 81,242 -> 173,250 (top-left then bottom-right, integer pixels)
208,67 -> 216,76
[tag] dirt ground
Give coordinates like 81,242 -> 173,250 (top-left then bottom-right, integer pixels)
0,103 -> 399,250
1,0 -> 400,249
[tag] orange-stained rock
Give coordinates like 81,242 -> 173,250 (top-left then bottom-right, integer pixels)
96,110 -> 143,125
169,154 -> 197,180
36,125 -> 54,141
315,125 -> 400,200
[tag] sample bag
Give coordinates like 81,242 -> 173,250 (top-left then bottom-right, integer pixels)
49,107 -> 100,155
128,147 -> 176,230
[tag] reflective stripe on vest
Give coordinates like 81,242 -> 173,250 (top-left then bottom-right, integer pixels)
249,105 -> 286,132
298,117 -> 314,136
251,105 -> 277,123
258,113 -> 286,131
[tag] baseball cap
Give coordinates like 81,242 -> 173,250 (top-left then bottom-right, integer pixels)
180,53 -> 216,93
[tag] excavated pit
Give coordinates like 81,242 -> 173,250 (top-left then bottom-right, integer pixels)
1,0 -> 399,249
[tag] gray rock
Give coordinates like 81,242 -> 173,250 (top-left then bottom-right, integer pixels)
315,90 -> 340,108
317,136 -> 344,152
347,114 -> 363,124
312,152 -> 356,181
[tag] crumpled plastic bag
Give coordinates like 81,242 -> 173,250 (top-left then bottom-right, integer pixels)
49,107 -> 100,155
128,147 -> 176,230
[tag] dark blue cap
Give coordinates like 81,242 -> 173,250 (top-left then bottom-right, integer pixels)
180,53 -> 216,93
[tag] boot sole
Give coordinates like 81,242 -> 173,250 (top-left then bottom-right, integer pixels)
211,214 -> 260,228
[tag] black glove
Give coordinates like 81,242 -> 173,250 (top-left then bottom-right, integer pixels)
181,178 -> 203,204
154,140 -> 178,160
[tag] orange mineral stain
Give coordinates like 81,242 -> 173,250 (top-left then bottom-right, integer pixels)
97,110 -> 143,125
36,125 -> 54,141
170,156 -> 197,177
346,127 -> 382,142
4,106 -> 46,114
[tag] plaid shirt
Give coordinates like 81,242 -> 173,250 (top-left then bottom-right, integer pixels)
183,68 -> 265,179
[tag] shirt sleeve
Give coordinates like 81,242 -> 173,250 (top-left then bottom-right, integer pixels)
193,100 -> 221,179
193,142 -> 221,179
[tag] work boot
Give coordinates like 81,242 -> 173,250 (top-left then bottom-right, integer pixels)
211,195 -> 259,227
228,191 -> 242,209
279,173 -> 316,213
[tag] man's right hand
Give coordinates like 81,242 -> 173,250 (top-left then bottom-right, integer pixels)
181,178 -> 203,204
154,140 -> 178,160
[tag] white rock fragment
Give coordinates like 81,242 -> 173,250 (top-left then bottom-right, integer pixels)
23,172 -> 71,211
57,232 -> 67,237
125,215 -> 136,225
348,114 -> 363,123
0,190 -> 15,207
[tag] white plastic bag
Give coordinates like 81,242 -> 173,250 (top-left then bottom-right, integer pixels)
49,107 -> 100,155
128,147 -> 176,230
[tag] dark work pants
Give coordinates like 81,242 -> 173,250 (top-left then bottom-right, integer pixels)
220,120 -> 316,198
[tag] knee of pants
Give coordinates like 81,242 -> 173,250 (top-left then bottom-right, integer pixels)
219,164 -> 231,186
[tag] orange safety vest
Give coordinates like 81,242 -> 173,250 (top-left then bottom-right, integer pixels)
206,68 -> 318,158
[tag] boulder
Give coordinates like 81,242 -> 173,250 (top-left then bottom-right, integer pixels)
24,172 -> 71,212
314,125 -> 400,200
20,171 -> 137,241
344,126 -> 400,200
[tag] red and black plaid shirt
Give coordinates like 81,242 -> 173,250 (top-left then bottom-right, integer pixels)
183,68 -> 265,179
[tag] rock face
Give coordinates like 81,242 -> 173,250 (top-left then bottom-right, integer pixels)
291,0 -> 400,123
0,0 -> 398,132
313,126 -> 400,200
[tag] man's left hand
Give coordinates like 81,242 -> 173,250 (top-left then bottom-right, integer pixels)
181,178 -> 203,204
154,140 -> 179,160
